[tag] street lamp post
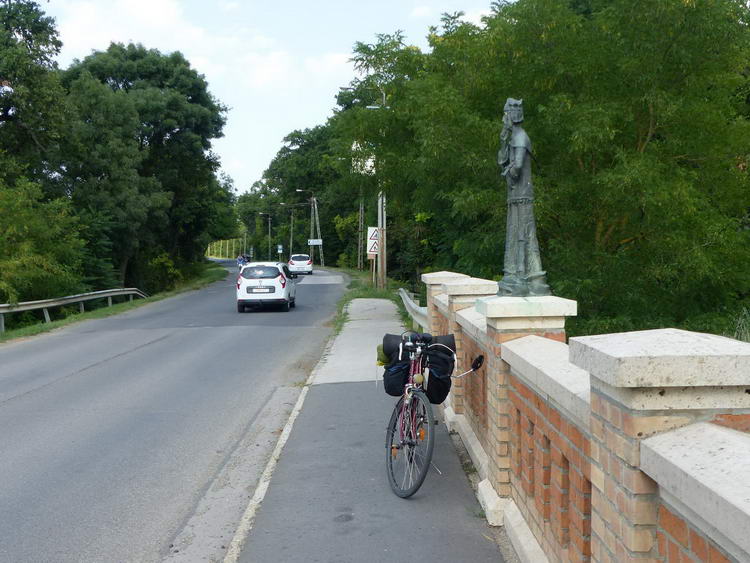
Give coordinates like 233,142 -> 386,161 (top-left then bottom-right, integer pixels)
355,99 -> 390,288
258,212 -> 272,260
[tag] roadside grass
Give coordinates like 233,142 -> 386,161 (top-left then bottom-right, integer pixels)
324,266 -> 412,335
0,261 -> 228,344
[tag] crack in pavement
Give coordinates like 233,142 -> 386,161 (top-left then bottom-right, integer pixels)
0,333 -> 173,407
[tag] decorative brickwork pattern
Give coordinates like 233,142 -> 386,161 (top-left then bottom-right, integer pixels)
433,307 -> 449,337
421,272 -> 750,563
462,335 -> 488,446
589,390 -> 665,562
656,504 -> 732,563
509,374 -> 592,562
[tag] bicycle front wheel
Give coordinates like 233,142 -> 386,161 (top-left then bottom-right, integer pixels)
385,391 -> 435,498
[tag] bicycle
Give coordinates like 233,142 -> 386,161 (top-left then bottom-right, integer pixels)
384,331 -> 484,498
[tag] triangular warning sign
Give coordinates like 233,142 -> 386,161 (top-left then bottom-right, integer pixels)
368,240 -> 379,253
369,230 -> 379,240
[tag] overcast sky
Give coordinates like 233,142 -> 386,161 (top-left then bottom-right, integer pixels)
43,0 -> 492,193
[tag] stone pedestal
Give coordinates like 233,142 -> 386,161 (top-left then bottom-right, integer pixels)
477,295 -> 578,515
477,295 -> 578,338
439,278 -> 498,416
421,271 -> 469,335
569,328 -> 750,563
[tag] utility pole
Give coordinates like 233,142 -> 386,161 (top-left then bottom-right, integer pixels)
377,191 -> 387,289
357,197 -> 364,270
296,189 -> 321,266
309,200 -> 315,265
289,208 -> 294,261
258,213 -> 272,260
313,197 -> 325,267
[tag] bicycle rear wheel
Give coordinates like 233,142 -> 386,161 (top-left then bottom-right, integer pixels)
385,390 -> 435,498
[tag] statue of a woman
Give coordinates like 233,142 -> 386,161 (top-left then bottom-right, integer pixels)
497,98 -> 550,296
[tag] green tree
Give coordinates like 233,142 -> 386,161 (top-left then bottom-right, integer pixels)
65,43 -> 229,269
265,0 -> 750,335
0,174 -> 85,304
54,71 -> 170,285
0,0 -> 66,182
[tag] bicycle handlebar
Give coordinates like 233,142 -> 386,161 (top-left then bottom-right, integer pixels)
401,330 -> 432,345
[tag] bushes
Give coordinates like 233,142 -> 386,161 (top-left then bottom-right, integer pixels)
0,179 -> 85,305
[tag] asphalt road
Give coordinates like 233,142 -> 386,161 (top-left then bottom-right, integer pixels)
0,264 -> 345,563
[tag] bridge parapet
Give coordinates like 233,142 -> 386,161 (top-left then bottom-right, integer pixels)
419,271 -> 750,563
573,329 -> 750,563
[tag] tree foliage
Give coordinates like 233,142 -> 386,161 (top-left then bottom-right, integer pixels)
251,0 -> 750,336
0,1 -> 237,322
0,176 -> 84,304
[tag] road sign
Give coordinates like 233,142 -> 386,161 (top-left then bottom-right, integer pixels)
366,227 -> 379,258
308,239 -> 322,246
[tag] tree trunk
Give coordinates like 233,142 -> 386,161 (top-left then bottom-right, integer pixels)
118,255 -> 130,287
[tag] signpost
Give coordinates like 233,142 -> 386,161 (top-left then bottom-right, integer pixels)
366,226 -> 379,285
366,227 -> 379,259
277,244 -> 283,257
308,239 -> 323,246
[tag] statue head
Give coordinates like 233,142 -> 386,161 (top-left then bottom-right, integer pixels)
503,98 -> 524,125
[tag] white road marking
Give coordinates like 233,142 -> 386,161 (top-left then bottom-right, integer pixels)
222,333 -> 337,563
296,275 -> 343,285
223,387 -> 309,563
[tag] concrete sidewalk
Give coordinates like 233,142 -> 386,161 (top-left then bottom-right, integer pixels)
236,299 -> 506,563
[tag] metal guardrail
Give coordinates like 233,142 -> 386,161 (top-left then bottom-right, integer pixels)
0,288 -> 148,333
398,288 -> 429,332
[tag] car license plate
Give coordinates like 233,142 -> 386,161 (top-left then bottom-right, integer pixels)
250,287 -> 272,293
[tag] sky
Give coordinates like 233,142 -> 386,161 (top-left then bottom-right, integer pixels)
42,0 -> 493,194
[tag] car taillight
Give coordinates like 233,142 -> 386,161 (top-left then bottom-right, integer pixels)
278,274 -> 286,288
236,276 -> 241,289
307,260 -> 312,265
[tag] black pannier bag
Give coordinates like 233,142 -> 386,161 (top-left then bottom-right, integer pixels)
382,333 -> 408,396
424,334 -> 456,404
382,333 -> 402,362
383,361 -> 409,396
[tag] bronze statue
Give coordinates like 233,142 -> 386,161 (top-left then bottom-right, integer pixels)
497,98 -> 551,297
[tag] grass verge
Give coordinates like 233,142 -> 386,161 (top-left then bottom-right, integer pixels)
323,266 -> 412,335
0,262 -> 228,344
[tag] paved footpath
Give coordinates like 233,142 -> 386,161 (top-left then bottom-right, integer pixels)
236,298 -> 504,563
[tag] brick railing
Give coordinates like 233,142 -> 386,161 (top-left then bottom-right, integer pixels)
420,271 -> 750,563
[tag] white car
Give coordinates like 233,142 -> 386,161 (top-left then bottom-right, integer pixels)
288,254 -> 313,275
237,262 -> 297,312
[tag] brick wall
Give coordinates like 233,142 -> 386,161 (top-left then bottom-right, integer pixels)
509,374 -> 592,562
421,272 -> 750,563
657,503 -> 732,563
433,307 -> 449,340
462,334 -> 489,452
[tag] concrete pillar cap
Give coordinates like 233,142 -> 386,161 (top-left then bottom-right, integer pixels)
441,277 -> 499,296
421,271 -> 470,286
476,295 -> 577,318
570,328 -> 750,388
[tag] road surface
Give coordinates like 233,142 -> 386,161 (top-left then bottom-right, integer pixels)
0,266 -> 345,562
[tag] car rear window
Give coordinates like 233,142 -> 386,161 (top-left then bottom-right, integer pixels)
241,266 -> 280,279
291,255 -> 309,261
